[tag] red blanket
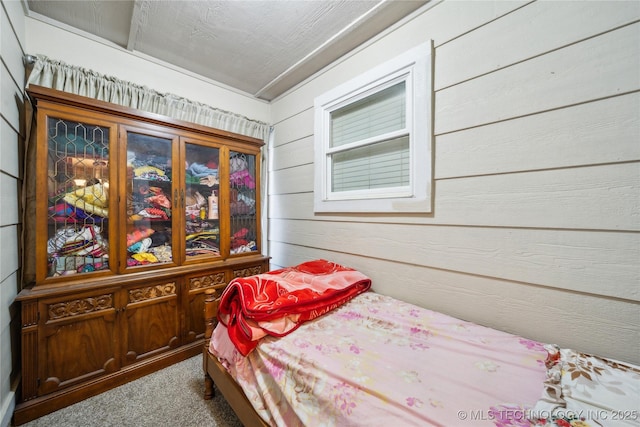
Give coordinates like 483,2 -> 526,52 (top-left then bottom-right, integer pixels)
218,259 -> 371,356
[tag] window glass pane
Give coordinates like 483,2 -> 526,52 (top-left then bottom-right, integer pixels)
229,151 -> 258,254
330,81 -> 405,148
331,136 -> 410,192
47,117 -> 111,277
185,143 -> 220,258
126,132 -> 174,267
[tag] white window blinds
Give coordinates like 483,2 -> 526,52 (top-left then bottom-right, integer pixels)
330,82 -> 406,147
329,81 -> 409,192
332,136 -> 410,192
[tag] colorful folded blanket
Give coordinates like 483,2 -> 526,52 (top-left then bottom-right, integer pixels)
62,183 -> 109,217
126,226 -> 155,247
218,259 -> 372,356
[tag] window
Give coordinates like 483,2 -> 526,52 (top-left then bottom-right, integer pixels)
314,41 -> 433,213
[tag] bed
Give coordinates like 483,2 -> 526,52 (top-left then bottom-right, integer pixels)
202,259 -> 640,427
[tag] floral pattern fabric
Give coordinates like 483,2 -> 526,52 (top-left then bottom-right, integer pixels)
211,291 -> 549,426
527,346 -> 640,427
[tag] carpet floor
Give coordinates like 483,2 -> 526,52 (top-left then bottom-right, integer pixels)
17,356 -> 243,427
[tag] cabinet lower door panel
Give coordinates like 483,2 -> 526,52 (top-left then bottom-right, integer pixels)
184,271 -> 227,342
123,282 -> 180,364
39,311 -> 118,395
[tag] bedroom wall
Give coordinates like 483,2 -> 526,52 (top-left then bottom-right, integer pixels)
2,11 -> 638,427
268,0 -> 640,365
0,1 -> 25,426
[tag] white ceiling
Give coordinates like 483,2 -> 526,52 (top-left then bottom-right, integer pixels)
25,0 -> 428,101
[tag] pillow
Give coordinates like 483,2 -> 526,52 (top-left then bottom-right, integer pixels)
533,345 -> 640,426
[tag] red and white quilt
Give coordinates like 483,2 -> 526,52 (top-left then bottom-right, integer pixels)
217,259 -> 371,356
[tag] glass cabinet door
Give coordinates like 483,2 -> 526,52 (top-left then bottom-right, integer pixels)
125,130 -> 176,268
184,142 -> 221,259
229,151 -> 258,254
46,117 -> 111,277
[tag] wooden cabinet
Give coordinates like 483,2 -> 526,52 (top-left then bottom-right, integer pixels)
14,86 -> 269,425
37,288 -> 120,395
121,278 -> 180,364
183,270 -> 228,343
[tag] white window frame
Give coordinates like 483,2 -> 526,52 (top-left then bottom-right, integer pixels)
313,41 -> 433,213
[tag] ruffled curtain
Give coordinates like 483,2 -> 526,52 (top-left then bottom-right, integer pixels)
25,54 -> 271,142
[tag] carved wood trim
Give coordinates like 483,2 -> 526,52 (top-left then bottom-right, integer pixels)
22,301 -> 39,327
189,272 -> 226,290
20,328 -> 38,400
48,294 -> 114,320
128,282 -> 176,303
233,265 -> 262,278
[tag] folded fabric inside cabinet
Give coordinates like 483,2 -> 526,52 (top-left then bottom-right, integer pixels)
62,183 -> 109,217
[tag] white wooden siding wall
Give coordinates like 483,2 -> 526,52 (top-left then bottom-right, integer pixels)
0,0 -> 26,425
268,0 -> 640,365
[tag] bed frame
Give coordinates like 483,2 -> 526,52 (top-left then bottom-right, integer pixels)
203,288 -> 269,427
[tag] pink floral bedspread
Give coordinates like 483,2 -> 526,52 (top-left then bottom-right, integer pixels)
210,291 -> 550,426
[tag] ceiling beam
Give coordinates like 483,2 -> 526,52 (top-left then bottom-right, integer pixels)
127,0 -> 151,51
254,0 -> 429,101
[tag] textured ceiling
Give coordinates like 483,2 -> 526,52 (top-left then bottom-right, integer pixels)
25,0 -> 428,101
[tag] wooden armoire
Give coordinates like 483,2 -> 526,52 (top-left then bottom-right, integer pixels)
14,85 -> 269,424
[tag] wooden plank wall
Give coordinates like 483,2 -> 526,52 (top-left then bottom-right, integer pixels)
267,0 -> 640,364
1,0 -> 26,425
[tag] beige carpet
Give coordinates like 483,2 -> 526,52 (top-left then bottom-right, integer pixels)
17,356 -> 242,427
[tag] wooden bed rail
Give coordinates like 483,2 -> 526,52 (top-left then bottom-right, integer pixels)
202,287 -> 270,427
204,288 -> 219,343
